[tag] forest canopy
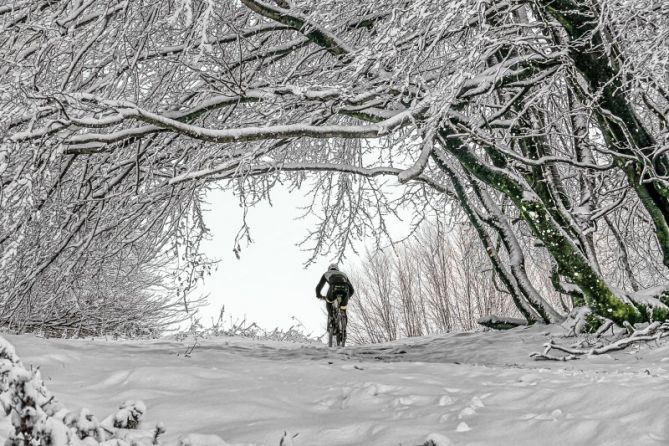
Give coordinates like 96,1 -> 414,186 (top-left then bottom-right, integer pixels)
1,0 -> 669,333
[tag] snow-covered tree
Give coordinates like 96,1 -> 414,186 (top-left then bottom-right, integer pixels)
348,223 -> 526,343
2,0 -> 669,329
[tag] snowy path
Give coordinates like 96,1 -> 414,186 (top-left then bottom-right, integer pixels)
3,327 -> 669,446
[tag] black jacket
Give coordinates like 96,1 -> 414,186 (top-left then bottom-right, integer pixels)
316,270 -> 355,300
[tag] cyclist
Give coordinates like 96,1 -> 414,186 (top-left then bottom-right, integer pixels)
315,263 -> 355,338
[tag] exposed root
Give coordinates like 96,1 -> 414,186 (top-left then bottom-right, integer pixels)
531,321 -> 669,361
561,307 -> 592,337
594,319 -> 615,337
561,306 -> 620,337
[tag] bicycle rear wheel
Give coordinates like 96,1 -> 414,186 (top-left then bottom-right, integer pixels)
327,297 -> 342,348
336,311 -> 347,346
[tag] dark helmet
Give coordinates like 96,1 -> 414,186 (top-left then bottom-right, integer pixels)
328,263 -> 339,271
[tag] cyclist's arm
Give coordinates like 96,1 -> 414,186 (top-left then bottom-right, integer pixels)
315,275 -> 327,298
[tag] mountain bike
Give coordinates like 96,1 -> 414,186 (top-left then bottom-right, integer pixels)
326,295 -> 347,347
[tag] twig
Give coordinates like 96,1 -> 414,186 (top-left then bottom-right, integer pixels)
531,322 -> 669,360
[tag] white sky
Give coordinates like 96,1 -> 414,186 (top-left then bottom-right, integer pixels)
194,186 -> 353,336
193,176 -> 422,337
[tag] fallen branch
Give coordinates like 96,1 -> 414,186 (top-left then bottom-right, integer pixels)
530,322 -> 669,361
477,315 -> 528,330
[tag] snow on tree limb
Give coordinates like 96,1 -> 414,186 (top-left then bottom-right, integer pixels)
239,0 -> 353,57
3,0 -> 669,330
398,129 -> 435,184
59,98 -> 424,152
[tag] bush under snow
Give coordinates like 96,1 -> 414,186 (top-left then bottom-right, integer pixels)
0,335 -> 234,446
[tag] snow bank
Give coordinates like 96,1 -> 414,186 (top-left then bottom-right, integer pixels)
1,326 -> 668,445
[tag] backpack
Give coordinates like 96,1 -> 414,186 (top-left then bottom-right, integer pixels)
328,271 -> 350,297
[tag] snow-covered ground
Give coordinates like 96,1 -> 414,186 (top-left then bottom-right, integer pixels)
2,326 -> 668,446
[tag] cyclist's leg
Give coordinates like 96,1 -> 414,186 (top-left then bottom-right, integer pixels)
326,300 -> 334,325
330,295 -> 343,345
325,301 -> 334,321
333,297 -> 341,332
326,300 -> 334,347
340,293 -> 349,313
339,294 -> 349,345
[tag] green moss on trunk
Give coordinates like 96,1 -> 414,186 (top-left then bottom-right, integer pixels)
437,133 -> 643,325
